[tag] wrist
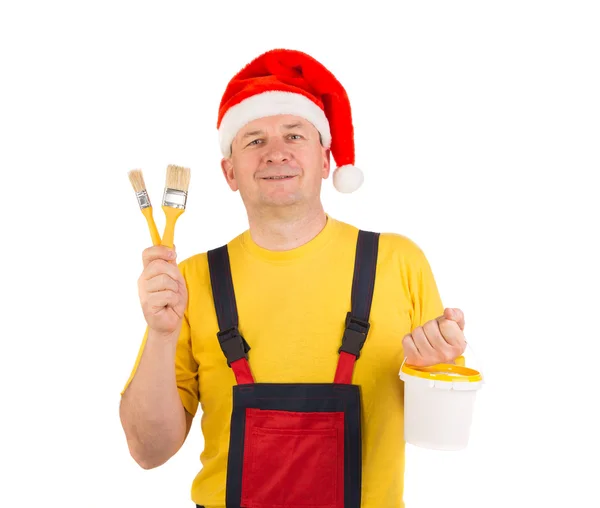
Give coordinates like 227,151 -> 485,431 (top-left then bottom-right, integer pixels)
147,326 -> 181,349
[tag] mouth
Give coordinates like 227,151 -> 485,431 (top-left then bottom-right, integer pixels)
261,175 -> 297,181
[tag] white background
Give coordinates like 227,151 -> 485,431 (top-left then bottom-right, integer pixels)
1,1 -> 599,507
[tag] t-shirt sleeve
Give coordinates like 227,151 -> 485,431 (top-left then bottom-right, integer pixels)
408,242 -> 445,330
120,260 -> 200,417
173,311 -> 199,416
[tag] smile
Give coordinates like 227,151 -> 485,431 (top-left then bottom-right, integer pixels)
262,176 -> 296,180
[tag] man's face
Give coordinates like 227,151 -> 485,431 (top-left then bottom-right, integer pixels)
221,114 -> 330,209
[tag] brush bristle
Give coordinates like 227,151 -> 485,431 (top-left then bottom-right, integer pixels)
128,169 -> 147,193
165,165 -> 191,192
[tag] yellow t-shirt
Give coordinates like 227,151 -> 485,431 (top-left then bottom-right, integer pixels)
122,216 -> 444,508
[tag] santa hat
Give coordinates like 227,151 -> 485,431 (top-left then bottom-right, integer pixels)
217,48 -> 364,193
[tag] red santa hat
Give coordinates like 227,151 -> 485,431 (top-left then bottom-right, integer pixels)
217,48 -> 364,193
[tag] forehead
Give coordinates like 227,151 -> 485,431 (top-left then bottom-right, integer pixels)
237,114 -> 317,136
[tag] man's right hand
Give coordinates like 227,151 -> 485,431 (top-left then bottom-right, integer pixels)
138,245 -> 188,338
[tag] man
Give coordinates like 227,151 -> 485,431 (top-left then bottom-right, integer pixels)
120,48 -> 467,508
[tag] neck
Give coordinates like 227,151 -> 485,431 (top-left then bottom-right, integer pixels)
246,204 -> 328,251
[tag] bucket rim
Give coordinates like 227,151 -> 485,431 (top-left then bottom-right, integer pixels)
400,362 -> 483,383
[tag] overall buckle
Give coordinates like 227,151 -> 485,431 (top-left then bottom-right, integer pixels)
217,326 -> 251,367
338,312 -> 370,358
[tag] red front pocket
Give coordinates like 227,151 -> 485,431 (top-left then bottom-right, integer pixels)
241,409 -> 345,508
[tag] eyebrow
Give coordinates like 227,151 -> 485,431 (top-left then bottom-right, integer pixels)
282,122 -> 305,130
241,122 -> 307,139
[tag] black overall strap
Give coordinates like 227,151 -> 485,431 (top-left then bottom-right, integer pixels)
207,246 -> 254,384
335,230 -> 380,384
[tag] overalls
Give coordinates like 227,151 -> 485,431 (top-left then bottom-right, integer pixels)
197,230 -> 380,508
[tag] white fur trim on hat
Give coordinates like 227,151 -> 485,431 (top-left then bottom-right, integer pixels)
219,91 -> 332,157
332,165 -> 363,193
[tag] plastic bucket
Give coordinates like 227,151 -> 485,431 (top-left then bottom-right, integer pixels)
399,357 -> 483,451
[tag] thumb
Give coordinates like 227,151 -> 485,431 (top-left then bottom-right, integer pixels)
444,308 -> 465,331
168,244 -> 177,265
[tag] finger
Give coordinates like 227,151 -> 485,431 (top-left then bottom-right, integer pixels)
437,318 -> 465,348
168,244 -> 178,266
146,289 -> 179,309
402,334 -> 423,365
411,326 -> 436,356
434,317 -> 466,362
142,245 -> 177,269
443,307 -> 465,331
142,259 -> 182,284
423,319 -> 456,362
145,273 -> 179,294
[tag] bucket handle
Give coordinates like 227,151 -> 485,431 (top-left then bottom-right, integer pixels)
401,341 -> 481,371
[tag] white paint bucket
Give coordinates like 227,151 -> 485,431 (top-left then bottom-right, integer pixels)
399,357 -> 483,451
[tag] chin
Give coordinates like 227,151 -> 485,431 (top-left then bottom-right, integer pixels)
259,189 -> 304,207
262,196 -> 301,208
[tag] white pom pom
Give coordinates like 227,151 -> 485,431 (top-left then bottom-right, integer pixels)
332,165 -> 364,193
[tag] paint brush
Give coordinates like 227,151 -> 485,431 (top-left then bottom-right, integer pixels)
161,164 -> 191,249
128,169 -> 161,246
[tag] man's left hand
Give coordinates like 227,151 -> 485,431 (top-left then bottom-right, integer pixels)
402,308 -> 467,367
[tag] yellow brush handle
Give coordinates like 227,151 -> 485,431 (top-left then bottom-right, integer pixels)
162,205 -> 184,248
141,207 -> 161,246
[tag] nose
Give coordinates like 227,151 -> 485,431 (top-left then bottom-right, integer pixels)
265,151 -> 289,164
263,139 -> 291,164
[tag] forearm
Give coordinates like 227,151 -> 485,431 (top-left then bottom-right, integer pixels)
119,328 -> 186,469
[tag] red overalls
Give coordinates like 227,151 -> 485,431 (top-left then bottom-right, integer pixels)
200,230 -> 380,508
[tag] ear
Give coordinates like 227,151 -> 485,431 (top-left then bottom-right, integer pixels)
221,158 -> 239,192
321,148 -> 331,179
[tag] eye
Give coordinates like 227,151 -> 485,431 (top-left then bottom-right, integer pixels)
247,139 -> 262,147
288,134 -> 303,140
